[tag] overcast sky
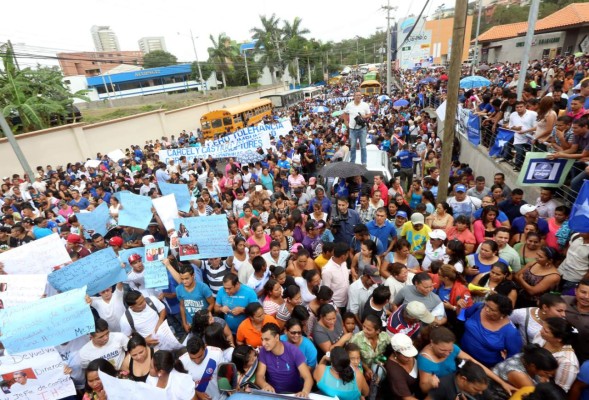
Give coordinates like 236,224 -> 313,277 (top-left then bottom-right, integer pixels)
1,0 -> 450,69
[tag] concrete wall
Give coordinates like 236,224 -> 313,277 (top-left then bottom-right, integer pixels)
456,133 -> 541,201
0,86 -> 283,177
482,31 -> 566,64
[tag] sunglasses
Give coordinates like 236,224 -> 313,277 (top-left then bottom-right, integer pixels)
288,330 -> 302,335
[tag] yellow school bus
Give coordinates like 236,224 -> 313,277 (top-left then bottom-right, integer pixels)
359,80 -> 382,96
200,99 -> 273,139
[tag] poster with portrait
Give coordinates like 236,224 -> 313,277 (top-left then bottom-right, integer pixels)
516,152 -> 575,187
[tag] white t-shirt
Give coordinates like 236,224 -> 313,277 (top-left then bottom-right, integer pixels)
119,296 -> 182,351
447,196 -> 482,219
509,110 -> 538,145
180,346 -> 223,399
146,369 -> 195,400
79,331 -> 129,369
127,270 -> 161,298
90,287 -> 126,332
344,101 -> 371,129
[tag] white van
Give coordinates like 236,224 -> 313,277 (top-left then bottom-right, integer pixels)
344,144 -> 396,183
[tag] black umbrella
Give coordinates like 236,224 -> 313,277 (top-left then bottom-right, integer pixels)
319,161 -> 368,178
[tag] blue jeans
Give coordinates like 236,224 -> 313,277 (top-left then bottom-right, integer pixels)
349,127 -> 367,165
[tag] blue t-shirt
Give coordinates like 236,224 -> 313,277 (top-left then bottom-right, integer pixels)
473,208 -> 508,223
258,341 -> 306,393
280,335 -> 317,368
215,285 -> 259,333
578,360 -> 589,400
511,216 -> 549,236
366,220 -> 397,248
69,197 -> 90,210
436,286 -> 451,303
461,305 -> 522,367
176,281 -> 213,324
417,344 -> 461,377
317,366 -> 360,400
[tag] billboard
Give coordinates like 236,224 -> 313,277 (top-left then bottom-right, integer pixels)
397,17 -> 433,70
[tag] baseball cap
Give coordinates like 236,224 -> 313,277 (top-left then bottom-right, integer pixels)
128,253 -> 142,264
390,334 -> 418,357
66,233 -> 83,244
141,235 -> 156,245
108,236 -> 124,247
396,211 -> 408,219
406,301 -> 435,324
455,184 -> 467,193
410,213 -> 424,225
520,204 -> 537,215
430,229 -> 447,241
363,265 -> 382,284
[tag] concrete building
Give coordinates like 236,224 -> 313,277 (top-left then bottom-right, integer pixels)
91,25 -> 120,52
476,3 -> 589,64
57,51 -> 144,77
138,37 -> 167,54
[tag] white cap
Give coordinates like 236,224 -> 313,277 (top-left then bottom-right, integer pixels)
390,334 -> 418,357
141,235 -> 156,245
255,185 -> 263,192
405,301 -> 435,324
519,204 -> 537,215
430,229 -> 447,241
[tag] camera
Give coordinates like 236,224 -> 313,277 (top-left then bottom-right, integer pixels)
330,213 -> 348,230
354,113 -> 367,129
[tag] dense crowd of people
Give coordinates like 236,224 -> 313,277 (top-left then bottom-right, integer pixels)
1,53 -> 589,400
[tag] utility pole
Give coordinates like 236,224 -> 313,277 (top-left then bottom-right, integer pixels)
438,0 -> 468,203
0,115 -> 35,182
189,30 -> 206,95
471,0 -> 483,75
517,0 -> 540,100
243,50 -> 251,86
383,0 -> 397,96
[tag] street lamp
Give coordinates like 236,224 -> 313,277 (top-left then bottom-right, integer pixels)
178,30 -> 206,95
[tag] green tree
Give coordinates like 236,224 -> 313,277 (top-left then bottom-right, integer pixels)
0,48 -> 88,133
282,17 -> 310,85
142,50 -> 178,68
251,14 -> 283,84
208,33 -> 238,88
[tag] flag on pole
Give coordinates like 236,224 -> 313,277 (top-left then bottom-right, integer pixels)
569,181 -> 589,233
489,128 -> 514,157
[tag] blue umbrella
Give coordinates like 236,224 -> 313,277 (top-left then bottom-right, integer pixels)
420,77 -> 436,84
393,99 -> 409,107
236,150 -> 265,164
378,94 -> 390,102
459,75 -> 491,89
312,106 -> 329,113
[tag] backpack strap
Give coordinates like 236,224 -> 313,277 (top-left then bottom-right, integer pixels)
126,297 -> 159,333
524,308 -> 531,344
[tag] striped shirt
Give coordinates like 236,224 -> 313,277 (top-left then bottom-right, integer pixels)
201,260 -> 230,296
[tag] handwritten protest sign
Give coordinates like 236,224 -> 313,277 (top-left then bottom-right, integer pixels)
118,192 -> 153,230
174,215 -> 232,260
152,194 -> 178,231
0,347 -> 76,400
76,202 -> 111,239
158,122 -> 277,164
0,275 -> 47,309
144,261 -> 169,289
0,287 -> 95,353
48,248 -> 127,295
107,149 -> 126,162
0,233 -> 71,275
99,370 -> 165,399
119,247 -> 144,273
157,182 -> 191,213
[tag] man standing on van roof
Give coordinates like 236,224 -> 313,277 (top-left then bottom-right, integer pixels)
343,91 -> 371,166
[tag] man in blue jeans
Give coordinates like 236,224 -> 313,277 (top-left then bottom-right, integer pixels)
343,91 -> 371,166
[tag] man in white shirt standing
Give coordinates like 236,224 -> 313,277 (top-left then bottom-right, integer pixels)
343,91 -> 371,166
321,242 -> 351,315
500,101 -> 537,171
79,318 -> 129,370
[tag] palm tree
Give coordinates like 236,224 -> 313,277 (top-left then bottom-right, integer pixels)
251,14 -> 283,84
0,48 -> 88,133
282,17 -> 310,86
208,33 -> 236,88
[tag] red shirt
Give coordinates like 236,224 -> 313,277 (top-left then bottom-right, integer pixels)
372,182 -> 389,206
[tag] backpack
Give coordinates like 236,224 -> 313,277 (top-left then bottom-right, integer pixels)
125,297 -> 158,333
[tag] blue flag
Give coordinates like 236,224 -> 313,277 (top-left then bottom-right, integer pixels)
467,112 -> 481,146
570,181 -> 589,233
489,127 -> 514,157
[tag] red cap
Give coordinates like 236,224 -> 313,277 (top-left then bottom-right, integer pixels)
108,236 -> 124,247
66,234 -> 83,244
128,253 -> 142,264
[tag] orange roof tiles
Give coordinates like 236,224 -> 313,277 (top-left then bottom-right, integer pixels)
476,22 -> 528,43
532,3 -> 589,32
476,3 -> 589,43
